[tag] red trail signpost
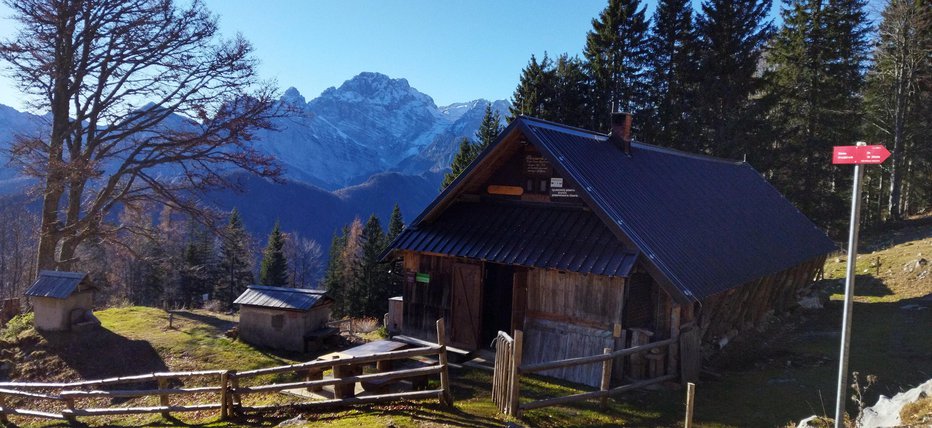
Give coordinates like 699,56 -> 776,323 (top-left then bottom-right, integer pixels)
831,142 -> 890,428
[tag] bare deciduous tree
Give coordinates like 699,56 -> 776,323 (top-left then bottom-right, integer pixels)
283,232 -> 323,288
0,0 -> 280,273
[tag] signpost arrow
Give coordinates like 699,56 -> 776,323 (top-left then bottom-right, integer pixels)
832,142 -> 890,428
832,145 -> 891,165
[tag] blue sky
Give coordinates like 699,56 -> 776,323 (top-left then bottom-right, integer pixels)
1,0 -> 881,112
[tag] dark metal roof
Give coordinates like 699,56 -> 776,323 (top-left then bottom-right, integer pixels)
517,117 -> 837,301
234,285 -> 331,311
392,202 -> 638,277
25,271 -> 91,299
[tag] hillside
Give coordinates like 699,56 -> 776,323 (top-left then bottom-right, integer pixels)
0,219 -> 928,427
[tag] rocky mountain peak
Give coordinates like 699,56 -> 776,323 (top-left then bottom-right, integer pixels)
280,87 -> 306,106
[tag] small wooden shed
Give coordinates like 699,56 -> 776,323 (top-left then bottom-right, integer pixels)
25,271 -> 97,331
382,115 -> 836,387
234,285 -> 333,352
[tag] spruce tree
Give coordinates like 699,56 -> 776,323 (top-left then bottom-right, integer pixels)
584,0 -> 650,131
181,221 -> 217,306
441,137 -> 480,190
259,221 -> 289,286
694,0 -> 773,158
215,209 -> 254,309
476,104 -> 504,150
387,204 -> 405,242
321,230 -> 348,317
509,53 -> 555,120
864,0 -> 931,222
551,54 -> 591,128
766,0 -> 870,232
357,214 -> 389,317
644,0 -> 700,149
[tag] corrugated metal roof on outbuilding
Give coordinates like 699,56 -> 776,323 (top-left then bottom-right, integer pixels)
392,202 -> 638,277
25,271 -> 90,299
234,285 -> 331,311
519,117 -> 837,300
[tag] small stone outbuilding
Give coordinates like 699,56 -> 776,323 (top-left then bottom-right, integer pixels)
25,271 -> 98,331
234,285 -> 333,352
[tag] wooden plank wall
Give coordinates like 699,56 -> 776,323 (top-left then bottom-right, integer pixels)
697,255 -> 827,343
521,270 -> 625,387
401,252 -> 458,342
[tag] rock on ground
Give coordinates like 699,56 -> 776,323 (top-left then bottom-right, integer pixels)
860,378 -> 932,427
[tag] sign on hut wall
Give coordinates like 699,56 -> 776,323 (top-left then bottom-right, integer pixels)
549,177 -> 578,199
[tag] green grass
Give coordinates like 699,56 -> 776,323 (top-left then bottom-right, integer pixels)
6,220 -> 931,427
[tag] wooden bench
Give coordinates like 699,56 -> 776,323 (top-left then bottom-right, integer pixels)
303,327 -> 339,353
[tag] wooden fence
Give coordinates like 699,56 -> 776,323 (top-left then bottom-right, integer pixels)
493,327 -> 701,416
0,319 -> 452,424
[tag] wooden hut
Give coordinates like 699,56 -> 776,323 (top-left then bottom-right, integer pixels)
25,271 -> 98,331
382,115 -> 835,387
234,285 -> 333,352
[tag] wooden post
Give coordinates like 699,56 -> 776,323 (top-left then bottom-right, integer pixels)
219,371 -> 230,419
229,370 -> 240,411
508,329 -> 524,417
612,323 -> 624,382
599,347 -> 613,409
332,357 -> 353,399
64,396 -> 76,424
436,319 -> 453,405
0,393 -> 8,425
684,382 -> 696,428
306,367 -> 323,392
158,377 -> 170,418
669,305 -> 681,376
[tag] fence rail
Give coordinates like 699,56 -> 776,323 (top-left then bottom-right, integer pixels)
0,319 -> 453,424
492,327 -> 697,416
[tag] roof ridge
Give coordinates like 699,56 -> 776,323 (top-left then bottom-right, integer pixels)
247,285 -> 325,294
519,116 -> 746,166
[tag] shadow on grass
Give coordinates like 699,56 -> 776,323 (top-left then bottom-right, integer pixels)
39,327 -> 169,383
170,310 -> 236,333
821,274 -> 895,297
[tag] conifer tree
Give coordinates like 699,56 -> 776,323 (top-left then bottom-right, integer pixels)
259,221 -> 289,286
321,230 -> 348,316
694,0 -> 773,158
864,0 -> 932,222
551,54 -> 592,128
181,221 -> 217,306
510,54 -> 555,120
644,0 -> 700,149
441,138 -> 480,190
387,204 -> 405,242
476,104 -> 504,150
215,209 -> 253,309
385,204 -> 405,301
356,214 -> 389,317
584,0 -> 650,131
766,0 -> 870,232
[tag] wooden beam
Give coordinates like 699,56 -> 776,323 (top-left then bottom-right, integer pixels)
487,185 -> 524,196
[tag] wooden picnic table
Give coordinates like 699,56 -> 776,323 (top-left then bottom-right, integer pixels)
312,340 -> 410,398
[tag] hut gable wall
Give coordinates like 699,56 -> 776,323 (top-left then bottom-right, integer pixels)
460,137 -> 586,207
32,291 -> 93,331
239,306 -> 312,352
520,269 -> 625,387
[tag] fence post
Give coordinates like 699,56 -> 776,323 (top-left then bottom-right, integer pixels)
0,392 -> 8,424
599,347 -> 613,409
684,382 -> 696,428
219,370 -> 230,419
158,377 -> 170,418
64,396 -> 76,424
436,318 -> 453,406
229,370 -> 240,412
332,356 -> 353,399
508,329 -> 523,417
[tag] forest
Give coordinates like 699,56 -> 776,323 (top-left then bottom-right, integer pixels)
0,0 -> 928,321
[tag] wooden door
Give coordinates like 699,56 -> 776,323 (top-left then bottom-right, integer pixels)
511,270 -> 528,333
451,263 -> 482,350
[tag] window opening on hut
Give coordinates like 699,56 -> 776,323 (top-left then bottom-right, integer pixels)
481,263 -> 514,346
271,314 -> 284,331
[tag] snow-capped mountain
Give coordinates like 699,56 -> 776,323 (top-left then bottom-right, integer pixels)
260,72 -> 509,189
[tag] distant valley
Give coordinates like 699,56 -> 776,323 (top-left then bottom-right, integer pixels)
0,72 -> 510,247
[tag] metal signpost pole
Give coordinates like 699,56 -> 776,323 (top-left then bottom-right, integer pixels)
833,148 -> 865,428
